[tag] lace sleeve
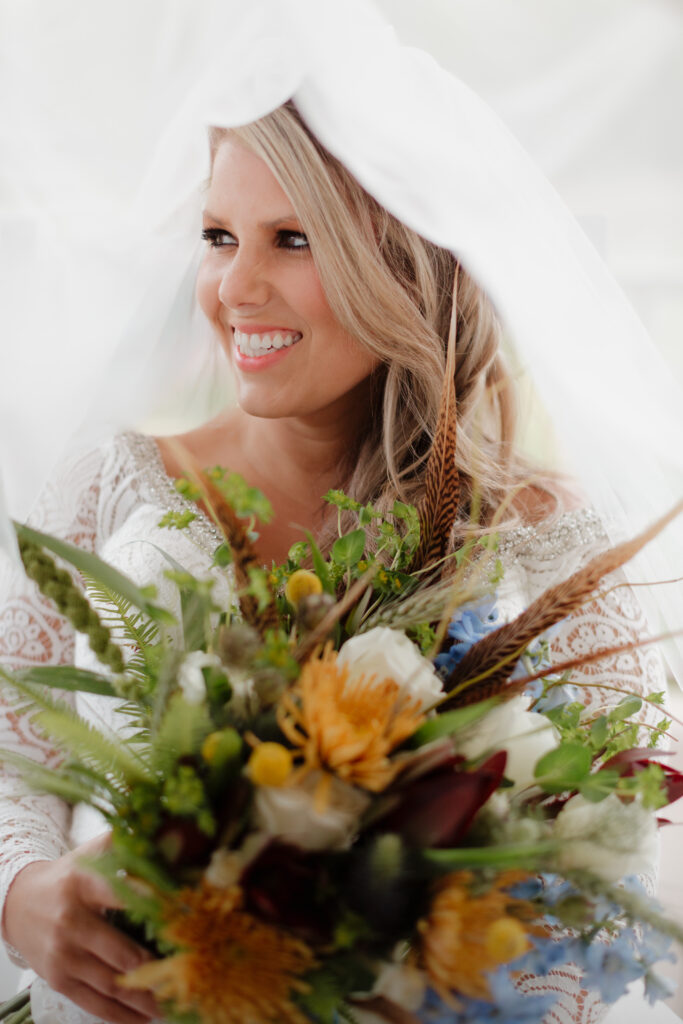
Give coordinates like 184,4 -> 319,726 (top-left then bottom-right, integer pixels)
0,446 -> 105,965
498,510 -> 669,1024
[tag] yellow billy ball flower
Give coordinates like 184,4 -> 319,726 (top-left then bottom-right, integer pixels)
485,917 -> 530,963
248,743 -> 294,787
202,729 -> 242,767
285,569 -> 323,606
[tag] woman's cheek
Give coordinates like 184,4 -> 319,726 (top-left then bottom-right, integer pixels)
195,261 -> 221,327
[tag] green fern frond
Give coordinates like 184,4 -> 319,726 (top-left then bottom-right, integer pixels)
150,648 -> 182,735
82,574 -> 160,662
2,674 -> 154,786
151,692 -> 212,774
34,707 -> 155,785
0,749 -> 115,813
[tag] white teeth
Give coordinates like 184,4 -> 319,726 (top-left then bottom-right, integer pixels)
233,329 -> 302,357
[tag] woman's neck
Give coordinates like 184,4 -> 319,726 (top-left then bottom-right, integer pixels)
158,405 -> 362,565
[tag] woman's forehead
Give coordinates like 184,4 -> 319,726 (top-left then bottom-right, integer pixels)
205,140 -> 300,224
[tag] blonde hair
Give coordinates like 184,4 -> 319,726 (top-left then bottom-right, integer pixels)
209,104 -> 559,551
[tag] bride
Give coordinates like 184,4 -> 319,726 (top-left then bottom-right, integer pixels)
0,4 -> 680,1024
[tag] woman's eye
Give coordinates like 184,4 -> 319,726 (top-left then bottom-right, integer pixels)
201,228 -> 236,248
277,230 -> 309,251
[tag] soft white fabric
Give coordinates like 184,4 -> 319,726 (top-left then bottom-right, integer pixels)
0,432 -> 667,1023
1,0 -> 682,681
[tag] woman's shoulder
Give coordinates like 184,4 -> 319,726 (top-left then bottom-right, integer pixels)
24,431 -> 175,550
497,506 -> 608,567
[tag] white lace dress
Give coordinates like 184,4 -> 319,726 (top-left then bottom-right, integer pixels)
0,432 -> 667,1024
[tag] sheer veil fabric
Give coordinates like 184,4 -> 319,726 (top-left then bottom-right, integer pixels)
1,0 -> 682,677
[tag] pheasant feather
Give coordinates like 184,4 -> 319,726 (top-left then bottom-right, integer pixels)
410,269 -> 460,574
441,499 -> 683,708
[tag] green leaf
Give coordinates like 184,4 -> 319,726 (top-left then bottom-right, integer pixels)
331,530 -> 366,568
534,742 -> 592,793
297,956 -> 375,1024
409,700 -> 498,747
14,522 -> 175,625
245,566 -> 273,613
287,541 -> 309,567
13,665 -> 118,697
324,490 -> 363,513
589,716 -> 609,750
391,500 -> 421,556
206,467 -> 273,523
608,696 -> 643,722
305,531 -> 334,594
157,510 -> 198,531
579,769 -> 621,802
212,543 -> 233,568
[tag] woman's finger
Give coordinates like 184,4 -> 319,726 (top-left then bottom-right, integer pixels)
60,980 -> 154,1024
75,866 -> 125,913
69,953 -> 159,1019
70,907 -> 151,976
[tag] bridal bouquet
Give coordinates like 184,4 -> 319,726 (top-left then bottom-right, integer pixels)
1,354 -> 682,1024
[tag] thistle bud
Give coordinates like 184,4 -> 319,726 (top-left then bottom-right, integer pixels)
217,623 -> 262,667
296,592 -> 335,631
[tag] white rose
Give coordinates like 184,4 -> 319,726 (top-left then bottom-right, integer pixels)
371,960 -> 427,1011
177,651 -> 222,704
457,695 -> 558,794
252,771 -> 370,851
554,792 -> 659,883
337,627 -> 443,710
226,664 -> 260,719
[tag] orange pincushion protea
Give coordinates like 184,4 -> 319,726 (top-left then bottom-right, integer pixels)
118,882 -> 315,1024
419,871 -> 537,1002
277,647 -> 425,793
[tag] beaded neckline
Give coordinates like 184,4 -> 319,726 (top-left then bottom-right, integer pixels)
119,430 -> 607,566
121,430 -> 224,553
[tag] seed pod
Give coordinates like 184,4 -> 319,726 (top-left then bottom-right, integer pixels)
296,592 -> 336,631
217,622 -> 262,667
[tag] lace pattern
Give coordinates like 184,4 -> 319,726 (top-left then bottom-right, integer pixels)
0,433 -> 668,1021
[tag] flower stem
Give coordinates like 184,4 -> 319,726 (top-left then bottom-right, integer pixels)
424,840 -> 557,871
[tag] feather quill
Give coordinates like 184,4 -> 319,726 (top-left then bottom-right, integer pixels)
410,269 -> 460,574
440,499 -> 683,708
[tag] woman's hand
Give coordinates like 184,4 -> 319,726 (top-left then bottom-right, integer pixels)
2,834 -> 159,1024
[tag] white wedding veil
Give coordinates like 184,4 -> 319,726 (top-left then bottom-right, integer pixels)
1,0 -> 682,678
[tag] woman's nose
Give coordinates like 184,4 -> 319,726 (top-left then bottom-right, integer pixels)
217,248 -> 271,309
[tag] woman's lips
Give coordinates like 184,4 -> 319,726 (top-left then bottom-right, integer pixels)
231,326 -> 303,370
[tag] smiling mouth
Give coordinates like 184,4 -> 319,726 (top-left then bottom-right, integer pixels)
233,328 -> 303,358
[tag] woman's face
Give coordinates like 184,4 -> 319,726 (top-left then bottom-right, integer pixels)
196,139 -> 378,424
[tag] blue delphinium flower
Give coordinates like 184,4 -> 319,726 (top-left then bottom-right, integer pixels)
434,597 -> 500,679
644,971 -> 676,1005
579,931 -> 646,1003
532,681 -> 581,713
417,970 -> 557,1023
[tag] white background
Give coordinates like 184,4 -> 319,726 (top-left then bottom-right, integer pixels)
1,0 -> 682,1018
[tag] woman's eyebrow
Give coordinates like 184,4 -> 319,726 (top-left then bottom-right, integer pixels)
201,211 -> 301,229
